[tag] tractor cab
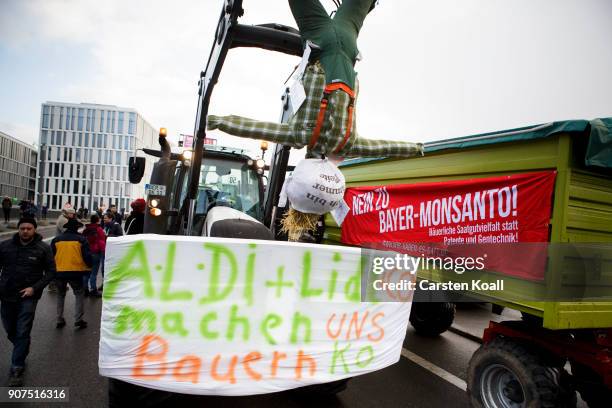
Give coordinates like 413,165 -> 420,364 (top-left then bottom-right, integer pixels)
129,141 -> 267,237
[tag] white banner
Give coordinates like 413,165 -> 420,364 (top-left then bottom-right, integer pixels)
99,235 -> 412,396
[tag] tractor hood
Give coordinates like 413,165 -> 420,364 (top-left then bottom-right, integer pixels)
204,206 -> 273,240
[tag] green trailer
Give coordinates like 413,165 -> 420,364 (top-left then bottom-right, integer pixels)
324,118 -> 612,407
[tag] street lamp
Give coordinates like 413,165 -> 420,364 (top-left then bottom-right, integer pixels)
88,166 -> 94,213
36,143 -> 46,217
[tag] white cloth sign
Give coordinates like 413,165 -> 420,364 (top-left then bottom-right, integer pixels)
99,235 -> 412,396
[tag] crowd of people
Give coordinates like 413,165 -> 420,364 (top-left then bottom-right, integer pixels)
0,198 -> 146,386
2,197 -> 48,223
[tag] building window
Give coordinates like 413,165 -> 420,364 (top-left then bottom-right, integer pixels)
116,151 -> 121,165
42,105 -> 50,128
118,112 -> 124,134
128,112 -> 136,134
86,109 -> 93,132
77,108 -> 85,131
100,110 -> 105,132
59,107 -> 64,130
41,130 -> 48,145
49,107 -> 54,128
106,112 -> 111,132
71,108 -> 76,130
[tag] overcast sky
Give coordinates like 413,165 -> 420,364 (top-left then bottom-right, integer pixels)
1,0 -> 611,161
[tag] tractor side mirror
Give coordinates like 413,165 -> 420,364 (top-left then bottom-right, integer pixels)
129,156 -> 146,184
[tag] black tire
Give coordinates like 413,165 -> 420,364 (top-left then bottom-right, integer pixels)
570,362 -> 612,408
467,337 -> 576,408
409,302 -> 456,336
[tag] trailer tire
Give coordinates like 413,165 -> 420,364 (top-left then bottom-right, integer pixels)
409,302 -> 455,336
570,362 -> 611,408
467,337 -> 575,408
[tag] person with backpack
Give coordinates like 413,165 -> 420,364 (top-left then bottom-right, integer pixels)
82,214 -> 106,297
51,218 -> 92,329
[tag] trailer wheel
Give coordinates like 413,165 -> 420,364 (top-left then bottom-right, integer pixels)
467,337 -> 575,408
409,302 -> 455,336
570,362 -> 611,408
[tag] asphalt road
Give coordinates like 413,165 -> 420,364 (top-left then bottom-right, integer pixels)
0,226 -> 478,407
1,289 -> 480,408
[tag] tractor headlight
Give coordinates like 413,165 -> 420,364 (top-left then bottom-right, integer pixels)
150,208 -> 162,217
256,159 -> 265,169
150,199 -> 159,208
182,150 -> 193,160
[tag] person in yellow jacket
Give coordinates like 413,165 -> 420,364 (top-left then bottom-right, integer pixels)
51,218 -> 92,329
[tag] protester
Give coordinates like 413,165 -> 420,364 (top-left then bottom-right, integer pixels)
124,199 -> 145,235
2,196 -> 11,223
103,212 -> 123,237
24,202 -> 37,219
51,218 -> 92,329
18,200 -> 29,218
109,205 -> 123,225
0,218 -> 56,386
82,214 -> 106,297
99,213 -> 123,293
41,205 -> 48,220
55,206 -> 76,236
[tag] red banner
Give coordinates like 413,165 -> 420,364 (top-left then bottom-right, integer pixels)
341,171 -> 557,280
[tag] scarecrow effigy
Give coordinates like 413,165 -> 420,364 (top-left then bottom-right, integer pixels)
208,0 -> 424,239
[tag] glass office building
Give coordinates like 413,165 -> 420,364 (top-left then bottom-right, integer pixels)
38,102 -> 157,212
0,130 -> 37,201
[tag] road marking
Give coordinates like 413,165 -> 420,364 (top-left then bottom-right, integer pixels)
401,348 -> 467,391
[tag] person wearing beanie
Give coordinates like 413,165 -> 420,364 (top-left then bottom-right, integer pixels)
55,206 -> 76,237
124,198 -> 145,235
51,218 -> 92,329
0,218 -> 56,386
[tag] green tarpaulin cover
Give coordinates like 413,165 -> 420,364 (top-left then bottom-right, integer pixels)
341,118 -> 612,169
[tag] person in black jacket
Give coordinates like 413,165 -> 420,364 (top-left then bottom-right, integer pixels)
124,198 -> 145,235
103,212 -> 123,237
0,218 -> 56,386
51,218 -> 92,330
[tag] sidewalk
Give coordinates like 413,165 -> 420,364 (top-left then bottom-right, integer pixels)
0,223 -> 58,240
